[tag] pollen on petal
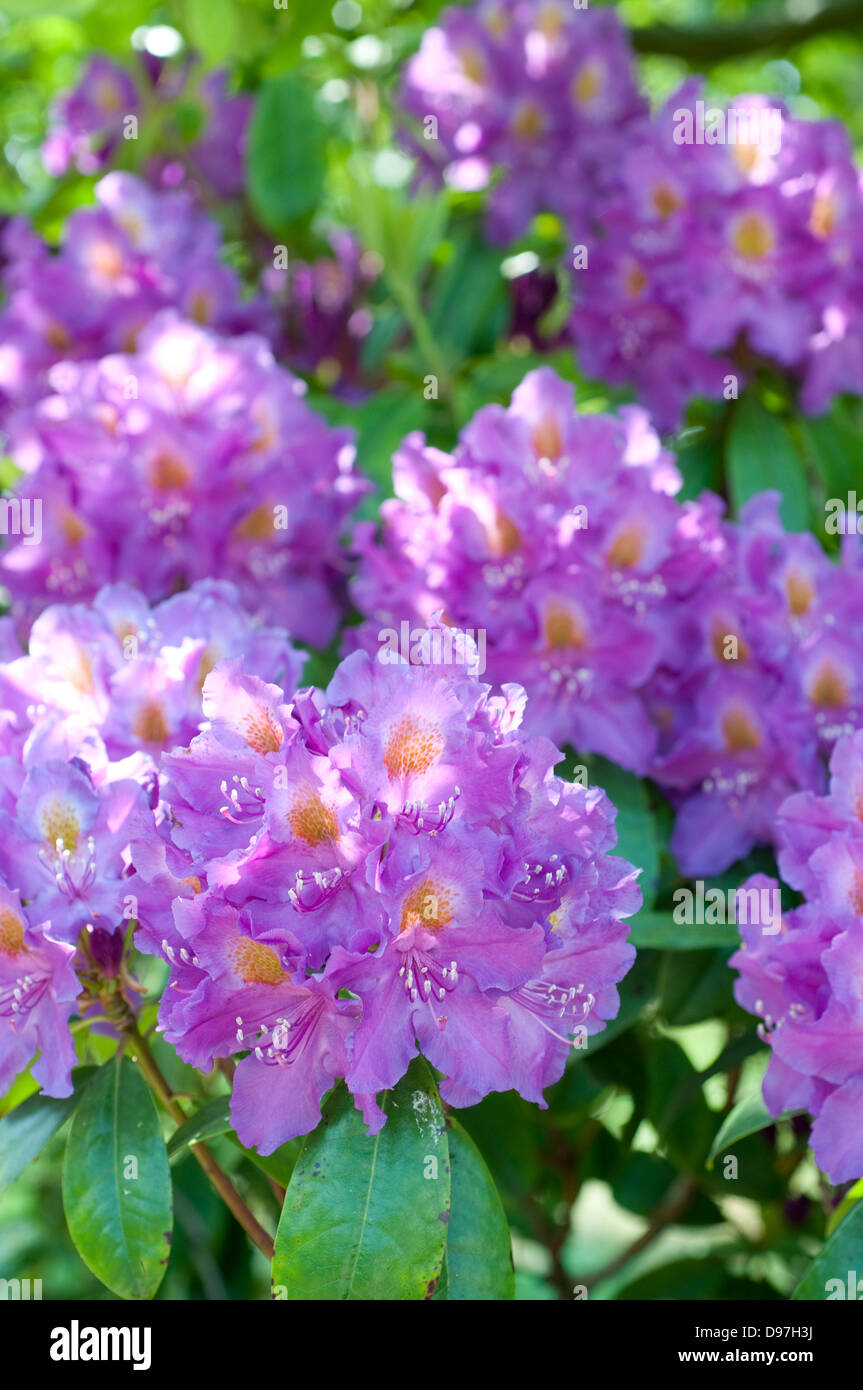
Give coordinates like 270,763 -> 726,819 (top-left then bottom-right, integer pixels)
571,60 -> 603,107
149,449 -> 193,492
652,183 -> 682,219
606,523 -> 645,569
544,604 -> 586,650
721,705 -> 762,752
511,100 -> 546,138
809,661 -> 848,709
0,910 -> 25,957
486,508 -> 522,557
231,937 -> 286,985
849,871 -> 863,918
288,790 -> 339,846
66,643 -> 95,694
384,713 -> 444,780
786,570 -> 815,615
133,700 -> 170,745
712,625 -> 748,662
233,503 -> 275,542
531,412 -> 564,463
242,706 -> 283,755
400,878 -> 454,933
731,212 -> 775,261
39,799 -> 80,851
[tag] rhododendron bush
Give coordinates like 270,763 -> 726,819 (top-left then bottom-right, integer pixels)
2,0 -> 863,1314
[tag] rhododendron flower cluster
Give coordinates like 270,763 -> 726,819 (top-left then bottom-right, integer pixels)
348,370 -> 863,878
42,54 -> 251,198
141,641 -> 640,1151
649,492 -> 863,876
730,730 -> 863,1183
0,579 -> 303,1099
0,173 -> 272,424
399,0 -> 646,243
0,312 -> 369,643
399,6 -> 863,424
0,578 -> 304,761
347,366 -> 724,775
571,83 -> 863,428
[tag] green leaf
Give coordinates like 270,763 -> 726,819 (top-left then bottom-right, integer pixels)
587,756 -> 659,908
434,1118 -> 514,1300
233,1135 -> 303,1190
708,1089 -> 772,1163
247,75 -> 327,233
167,1096 -> 232,1161
185,0 -> 241,65
271,1059 -> 450,1300
353,387 -> 430,499
0,1068 -> 95,1198
428,229 -> 508,363
828,1178 -> 863,1236
336,162 -> 447,284
793,1198 -> 863,1300
629,911 -> 739,951
795,405 -> 861,501
726,393 -> 812,531
62,1055 -> 173,1300
646,1037 -> 716,1169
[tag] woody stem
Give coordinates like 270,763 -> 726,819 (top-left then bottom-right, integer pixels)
123,1018 -> 275,1260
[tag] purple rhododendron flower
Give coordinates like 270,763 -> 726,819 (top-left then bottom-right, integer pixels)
650,491 -> 863,874
570,82 -> 863,428
41,55 -> 251,200
42,56 -> 139,178
0,173 -> 273,424
0,884 -> 79,1098
731,732 -> 863,1182
0,579 -> 304,761
0,313 -> 369,641
138,639 -> 640,1152
347,366 -> 723,775
399,0 -> 646,243
349,368 -> 863,875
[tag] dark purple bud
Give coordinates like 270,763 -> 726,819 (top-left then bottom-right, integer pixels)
89,925 -> 125,978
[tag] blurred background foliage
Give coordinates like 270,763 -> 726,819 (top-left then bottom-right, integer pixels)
1,0 -> 862,1300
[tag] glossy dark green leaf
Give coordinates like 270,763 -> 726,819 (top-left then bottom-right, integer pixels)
230,1133 -> 303,1189
793,1198 -> 863,1300
167,1096 -> 232,1160
588,756 -> 659,908
629,911 -> 739,951
0,1067 -> 95,1197
708,1088 -> 802,1166
62,1055 -> 173,1300
727,393 -> 812,530
271,1059 -> 449,1300
646,1037 -> 716,1169
434,1118 -> 513,1300
796,406 -> 861,501
247,75 -> 327,232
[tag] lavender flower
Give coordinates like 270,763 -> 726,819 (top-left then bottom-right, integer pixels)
731,732 -> 863,1182
140,641 -> 640,1151
399,0 -> 646,243
0,313 -> 369,643
347,366 -> 722,775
